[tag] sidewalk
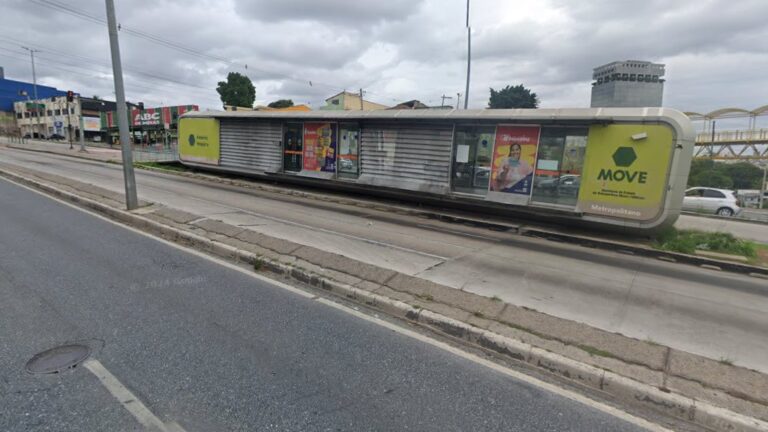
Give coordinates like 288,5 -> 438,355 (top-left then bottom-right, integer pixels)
0,136 -> 176,162
0,161 -> 766,432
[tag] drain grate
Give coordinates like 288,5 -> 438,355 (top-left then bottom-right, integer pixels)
25,344 -> 91,374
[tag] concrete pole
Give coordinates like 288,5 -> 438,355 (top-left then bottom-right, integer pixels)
78,96 -> 86,152
22,47 -> 41,137
105,0 -> 138,210
760,163 -> 767,210
463,0 -> 471,110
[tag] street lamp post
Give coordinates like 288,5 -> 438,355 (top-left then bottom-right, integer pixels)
21,47 -> 41,138
463,0 -> 471,110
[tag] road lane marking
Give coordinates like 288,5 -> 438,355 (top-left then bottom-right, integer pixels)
84,359 -> 186,432
5,175 -> 670,431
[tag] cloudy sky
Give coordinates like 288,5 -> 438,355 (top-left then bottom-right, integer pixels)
1,0 -> 767,124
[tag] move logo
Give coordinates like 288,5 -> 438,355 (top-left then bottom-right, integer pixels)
597,146 -> 648,184
188,134 -> 195,146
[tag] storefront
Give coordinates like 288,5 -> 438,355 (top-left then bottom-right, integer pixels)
101,104 -> 198,146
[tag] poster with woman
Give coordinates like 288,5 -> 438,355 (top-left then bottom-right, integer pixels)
303,123 -> 337,172
487,125 -> 540,204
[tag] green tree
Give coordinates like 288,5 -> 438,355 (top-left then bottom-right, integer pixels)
488,84 -> 539,109
268,99 -> 294,108
216,72 -> 255,108
721,162 -> 763,189
689,170 -> 733,189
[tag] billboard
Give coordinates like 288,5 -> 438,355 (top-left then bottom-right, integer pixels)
576,124 -> 674,221
303,122 -> 336,172
83,116 -> 101,132
487,125 -> 540,204
178,118 -> 220,165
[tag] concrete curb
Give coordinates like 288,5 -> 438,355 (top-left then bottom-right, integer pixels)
2,167 -> 767,432
5,143 -> 766,278
519,228 -> 768,278
681,210 -> 768,226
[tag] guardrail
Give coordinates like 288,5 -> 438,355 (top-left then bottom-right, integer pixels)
695,129 -> 768,143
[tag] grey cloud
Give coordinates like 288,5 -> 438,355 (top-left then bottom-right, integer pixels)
234,0 -> 425,24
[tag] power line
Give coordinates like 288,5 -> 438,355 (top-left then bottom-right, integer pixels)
30,0 -> 354,95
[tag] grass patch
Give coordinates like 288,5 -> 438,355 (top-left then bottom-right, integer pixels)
577,344 -> 615,359
718,357 -> 734,366
653,227 -> 757,258
490,295 -> 502,302
134,161 -> 188,172
472,311 -> 485,318
414,293 -> 434,302
253,257 -> 264,271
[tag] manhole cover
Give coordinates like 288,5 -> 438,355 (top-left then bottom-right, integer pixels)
25,344 -> 91,374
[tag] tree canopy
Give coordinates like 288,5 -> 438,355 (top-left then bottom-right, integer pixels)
488,84 -> 539,109
688,159 -> 764,190
216,72 -> 255,108
268,99 -> 294,108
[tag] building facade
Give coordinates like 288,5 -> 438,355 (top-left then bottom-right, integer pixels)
590,60 -> 665,108
319,91 -> 388,111
13,95 -> 115,141
0,69 -> 66,134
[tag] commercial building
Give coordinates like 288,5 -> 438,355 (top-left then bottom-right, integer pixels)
101,104 -> 198,145
0,67 -> 66,134
590,60 -> 665,108
13,95 -> 116,141
319,91 -> 388,111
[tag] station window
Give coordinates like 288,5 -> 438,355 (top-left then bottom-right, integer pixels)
530,127 -> 588,209
338,123 -> 360,178
282,122 -> 303,172
451,125 -> 495,196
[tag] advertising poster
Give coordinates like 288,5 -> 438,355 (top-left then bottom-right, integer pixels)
576,124 -> 674,221
487,125 -> 540,205
303,122 -> 336,172
178,118 -> 220,165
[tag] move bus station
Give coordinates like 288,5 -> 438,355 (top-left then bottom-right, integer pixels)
177,108 -> 695,232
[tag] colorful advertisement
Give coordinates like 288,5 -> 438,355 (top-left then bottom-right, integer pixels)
303,122 -> 336,172
487,125 -> 540,204
178,118 -> 220,165
576,124 -> 674,221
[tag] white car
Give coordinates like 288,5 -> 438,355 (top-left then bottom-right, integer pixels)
683,187 -> 741,216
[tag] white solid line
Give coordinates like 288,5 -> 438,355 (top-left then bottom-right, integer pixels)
4,175 -> 668,432
83,359 -> 184,432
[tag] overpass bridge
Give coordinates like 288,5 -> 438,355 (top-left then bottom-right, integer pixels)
686,106 -> 768,161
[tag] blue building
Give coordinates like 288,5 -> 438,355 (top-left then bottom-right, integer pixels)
0,73 -> 66,111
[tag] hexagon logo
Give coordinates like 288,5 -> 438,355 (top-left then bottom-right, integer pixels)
612,146 -> 636,167
188,134 -> 195,146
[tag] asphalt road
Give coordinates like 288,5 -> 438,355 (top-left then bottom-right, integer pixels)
0,178 -> 654,431
1,147 -> 766,373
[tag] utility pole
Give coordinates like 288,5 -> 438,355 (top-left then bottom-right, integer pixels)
105,0 -> 138,210
710,120 -> 716,158
21,47 -> 41,137
440,94 -> 453,108
359,88 -> 364,110
456,93 -> 462,110
77,95 -> 86,152
67,98 -> 73,149
760,162 -> 767,210
464,0 -> 471,110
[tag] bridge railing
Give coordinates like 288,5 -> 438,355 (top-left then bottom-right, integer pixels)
695,128 -> 768,143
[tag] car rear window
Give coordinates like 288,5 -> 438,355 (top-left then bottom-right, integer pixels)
703,189 -> 726,198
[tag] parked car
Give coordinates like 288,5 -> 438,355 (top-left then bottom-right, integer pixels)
48,133 -> 65,140
22,132 -> 45,139
536,174 -> 581,196
682,187 -> 741,216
